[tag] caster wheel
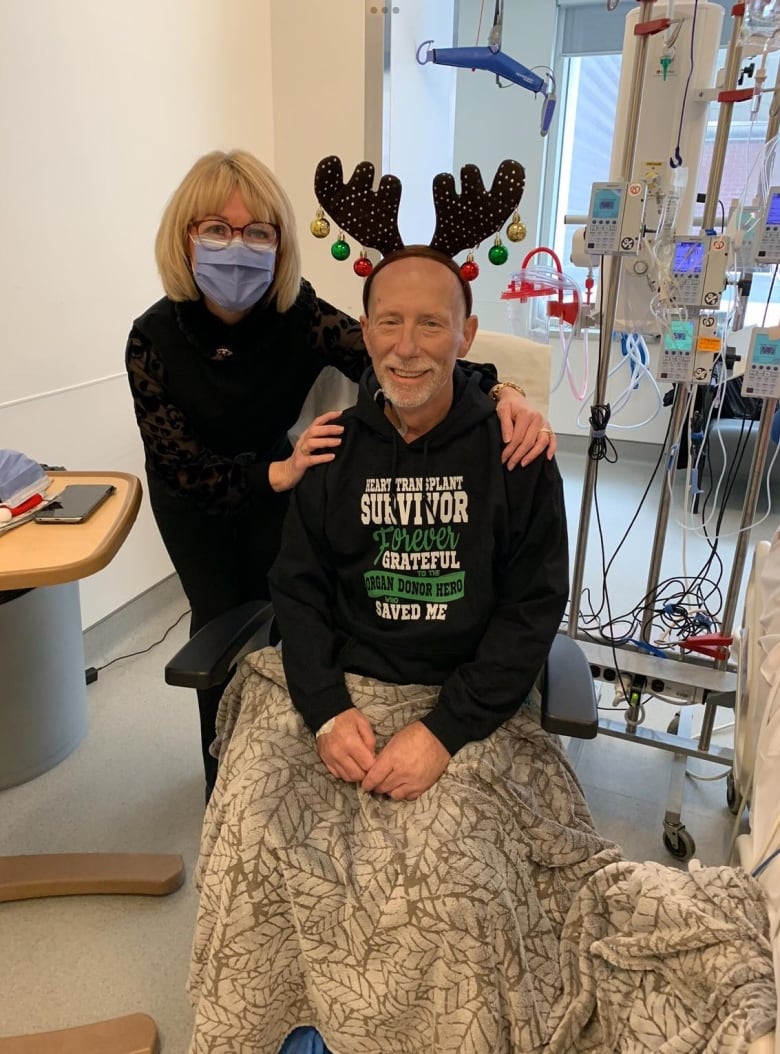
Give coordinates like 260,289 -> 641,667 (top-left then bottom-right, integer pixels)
667,713 -> 680,735
663,827 -> 695,860
726,770 -> 741,815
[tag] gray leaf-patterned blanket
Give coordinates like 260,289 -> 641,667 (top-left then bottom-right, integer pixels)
548,860 -> 776,1052
186,647 -> 776,1053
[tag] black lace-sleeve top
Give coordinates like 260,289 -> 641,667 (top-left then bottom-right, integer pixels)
125,279 -> 367,515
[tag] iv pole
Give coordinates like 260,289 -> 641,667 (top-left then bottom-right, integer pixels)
639,3 -> 748,649
699,44 -> 780,748
568,0 -> 658,634
571,1 -> 774,787
571,2 -> 765,663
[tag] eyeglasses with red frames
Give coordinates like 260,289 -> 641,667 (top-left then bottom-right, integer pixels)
190,217 -> 280,252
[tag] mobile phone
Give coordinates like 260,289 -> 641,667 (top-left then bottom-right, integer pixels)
34,484 -> 116,524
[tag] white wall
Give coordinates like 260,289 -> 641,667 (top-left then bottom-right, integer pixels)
0,0 -> 390,628
386,2 -> 458,243
452,1 -> 557,328
270,1 -> 384,324
0,0 -> 275,627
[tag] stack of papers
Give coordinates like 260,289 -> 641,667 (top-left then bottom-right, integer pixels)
0,500 -> 55,536
0,449 -> 53,536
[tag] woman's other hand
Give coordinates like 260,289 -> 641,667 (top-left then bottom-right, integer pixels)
494,389 -> 557,469
269,410 -> 344,491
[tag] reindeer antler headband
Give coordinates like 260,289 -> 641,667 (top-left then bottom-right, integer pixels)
311,155 -> 526,280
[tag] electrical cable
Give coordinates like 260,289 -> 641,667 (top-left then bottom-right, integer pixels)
699,416 -> 768,542
587,403 -> 617,462
591,474 -> 633,711
761,263 -> 778,326
578,482 -> 667,639
475,0 -> 487,46
580,566 -> 725,651
686,768 -> 729,781
597,411 -> 674,611
95,608 -> 191,673
753,845 -> 780,878
670,0 -> 700,168
749,812 -> 780,879
680,418 -> 732,600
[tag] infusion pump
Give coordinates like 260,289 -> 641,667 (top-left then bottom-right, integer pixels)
754,187 -> 780,265
742,328 -> 780,399
657,315 -> 723,385
669,234 -> 730,308
585,181 -> 647,255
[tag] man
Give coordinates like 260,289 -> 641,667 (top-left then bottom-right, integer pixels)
272,246 -> 568,801
187,247 -> 618,1054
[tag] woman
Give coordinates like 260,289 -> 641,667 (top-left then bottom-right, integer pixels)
125,149 -> 556,798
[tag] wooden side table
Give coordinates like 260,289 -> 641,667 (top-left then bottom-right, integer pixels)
0,472 -> 144,789
0,471 -> 183,1054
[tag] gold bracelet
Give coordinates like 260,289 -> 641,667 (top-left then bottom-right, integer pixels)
489,380 -> 527,401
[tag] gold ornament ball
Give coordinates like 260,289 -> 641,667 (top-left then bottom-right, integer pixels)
507,219 -> 527,243
310,216 -> 331,238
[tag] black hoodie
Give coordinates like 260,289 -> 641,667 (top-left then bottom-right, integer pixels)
268,364 -> 569,756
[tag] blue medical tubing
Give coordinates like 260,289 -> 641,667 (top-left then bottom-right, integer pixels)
629,638 -> 669,659
753,846 -> 780,879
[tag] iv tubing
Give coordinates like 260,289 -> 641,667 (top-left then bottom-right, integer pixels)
520,246 -> 585,399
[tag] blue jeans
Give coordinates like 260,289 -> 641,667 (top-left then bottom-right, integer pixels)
278,1026 -> 329,1054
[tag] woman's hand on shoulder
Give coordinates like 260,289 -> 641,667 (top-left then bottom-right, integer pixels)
269,410 -> 344,492
494,389 -> 556,470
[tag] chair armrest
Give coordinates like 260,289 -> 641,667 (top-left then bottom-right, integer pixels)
165,600 -> 275,690
540,633 -> 598,739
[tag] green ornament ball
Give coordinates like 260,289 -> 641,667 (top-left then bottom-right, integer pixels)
488,243 -> 509,265
331,239 -> 351,261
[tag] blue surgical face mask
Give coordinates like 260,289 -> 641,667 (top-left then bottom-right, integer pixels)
192,241 -> 276,313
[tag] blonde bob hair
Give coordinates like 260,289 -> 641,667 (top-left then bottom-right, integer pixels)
155,150 -> 302,313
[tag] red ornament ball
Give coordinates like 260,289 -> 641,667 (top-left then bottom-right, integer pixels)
460,259 -> 480,282
353,255 -> 374,277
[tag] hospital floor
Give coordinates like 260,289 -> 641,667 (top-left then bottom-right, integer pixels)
1,439 -> 776,1052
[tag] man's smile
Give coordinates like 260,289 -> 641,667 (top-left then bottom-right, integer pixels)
389,367 -> 429,379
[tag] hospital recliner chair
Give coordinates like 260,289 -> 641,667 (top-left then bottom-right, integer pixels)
164,600 -> 598,742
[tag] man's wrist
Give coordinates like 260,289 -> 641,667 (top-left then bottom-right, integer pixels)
489,381 -> 527,401
316,717 -> 336,739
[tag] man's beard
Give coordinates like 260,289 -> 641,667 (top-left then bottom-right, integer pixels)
376,358 -> 447,409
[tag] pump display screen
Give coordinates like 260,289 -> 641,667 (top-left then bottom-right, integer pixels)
591,189 -> 621,219
664,321 -> 693,352
767,194 -> 780,226
755,339 -> 780,364
673,241 -> 705,274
